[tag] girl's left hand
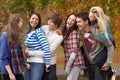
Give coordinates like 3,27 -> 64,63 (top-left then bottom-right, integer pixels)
88,38 -> 96,44
84,33 -> 90,38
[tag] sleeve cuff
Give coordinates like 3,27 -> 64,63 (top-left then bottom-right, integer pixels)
46,65 -> 50,68
2,59 -> 9,66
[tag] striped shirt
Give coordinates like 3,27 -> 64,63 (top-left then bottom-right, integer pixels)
25,28 -> 50,67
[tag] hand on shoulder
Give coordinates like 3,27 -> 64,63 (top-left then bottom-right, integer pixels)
56,30 -> 62,36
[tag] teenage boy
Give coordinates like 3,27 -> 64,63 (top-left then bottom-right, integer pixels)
76,12 -> 115,80
41,12 -> 63,80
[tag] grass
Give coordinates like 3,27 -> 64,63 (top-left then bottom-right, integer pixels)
112,63 -> 120,67
56,46 -> 64,68
0,73 -> 3,80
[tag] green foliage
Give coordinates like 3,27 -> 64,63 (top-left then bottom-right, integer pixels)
0,0 -> 35,15
0,0 -> 120,25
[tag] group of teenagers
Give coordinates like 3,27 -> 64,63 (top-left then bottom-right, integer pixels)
0,6 -> 116,80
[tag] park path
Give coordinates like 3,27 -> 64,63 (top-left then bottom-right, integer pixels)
57,66 -> 120,75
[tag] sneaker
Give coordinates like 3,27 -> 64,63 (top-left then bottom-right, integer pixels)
111,69 -> 116,80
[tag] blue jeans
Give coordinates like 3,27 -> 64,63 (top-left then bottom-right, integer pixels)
24,62 -> 45,80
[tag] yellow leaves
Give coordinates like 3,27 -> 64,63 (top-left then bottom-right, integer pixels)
112,15 -> 120,63
117,0 -> 120,4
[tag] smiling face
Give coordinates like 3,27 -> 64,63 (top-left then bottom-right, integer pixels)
48,19 -> 57,31
76,17 -> 88,31
29,14 -> 39,31
89,8 -> 99,22
89,12 -> 97,22
66,14 -> 76,29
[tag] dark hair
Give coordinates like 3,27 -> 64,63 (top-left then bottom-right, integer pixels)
47,12 -> 62,28
77,12 -> 91,25
29,13 -> 41,32
62,13 -> 78,40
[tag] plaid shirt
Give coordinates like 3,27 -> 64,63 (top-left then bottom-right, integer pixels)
63,30 -> 85,68
10,40 -> 26,74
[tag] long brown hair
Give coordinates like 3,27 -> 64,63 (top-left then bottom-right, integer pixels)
62,13 -> 78,40
2,13 -> 22,43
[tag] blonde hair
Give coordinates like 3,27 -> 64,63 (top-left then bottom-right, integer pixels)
89,6 -> 110,39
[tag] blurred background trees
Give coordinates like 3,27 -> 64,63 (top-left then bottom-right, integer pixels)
0,0 -> 119,23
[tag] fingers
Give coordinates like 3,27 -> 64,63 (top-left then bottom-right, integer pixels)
46,67 -> 50,72
26,63 -> 30,69
84,33 -> 90,38
101,65 -> 109,71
